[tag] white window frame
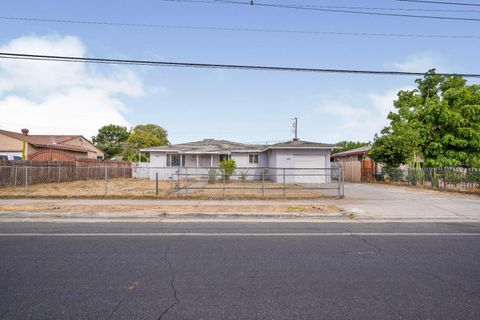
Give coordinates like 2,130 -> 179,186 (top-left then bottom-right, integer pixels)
249,154 -> 259,164
166,154 -> 185,167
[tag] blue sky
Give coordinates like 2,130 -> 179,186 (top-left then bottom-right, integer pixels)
0,0 -> 479,144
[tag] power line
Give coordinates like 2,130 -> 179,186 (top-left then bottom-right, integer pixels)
164,0 -> 480,21
1,16 -> 479,39
395,0 -> 480,7
160,0 -> 480,13
269,2 -> 480,13
0,52 -> 479,78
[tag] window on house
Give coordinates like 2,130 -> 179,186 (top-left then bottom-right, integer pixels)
166,154 -> 185,167
219,154 -> 231,162
249,154 -> 259,164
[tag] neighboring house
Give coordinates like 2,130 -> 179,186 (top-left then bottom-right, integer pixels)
331,145 -> 371,162
0,128 -> 104,161
141,138 -> 336,183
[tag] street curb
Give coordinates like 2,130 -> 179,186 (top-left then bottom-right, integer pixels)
0,211 -> 347,220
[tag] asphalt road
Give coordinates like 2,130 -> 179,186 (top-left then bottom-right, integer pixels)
1,221 -> 479,319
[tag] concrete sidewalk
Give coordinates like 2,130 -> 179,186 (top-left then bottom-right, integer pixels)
0,183 -> 479,221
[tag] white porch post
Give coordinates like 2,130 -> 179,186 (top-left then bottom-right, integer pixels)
196,155 -> 199,167
210,155 -> 213,167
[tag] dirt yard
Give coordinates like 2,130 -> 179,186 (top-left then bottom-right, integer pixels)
0,178 -> 338,199
0,202 -> 342,214
182,181 -> 338,199
0,178 -> 175,198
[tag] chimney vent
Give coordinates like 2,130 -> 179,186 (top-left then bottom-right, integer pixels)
21,128 -> 29,135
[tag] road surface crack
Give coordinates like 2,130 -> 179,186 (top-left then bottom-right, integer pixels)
346,229 -> 384,255
346,229 -> 471,296
157,241 -> 180,320
106,299 -> 122,320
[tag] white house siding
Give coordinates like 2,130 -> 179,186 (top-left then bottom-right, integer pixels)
148,152 -> 176,180
145,148 -> 332,183
231,152 -> 265,181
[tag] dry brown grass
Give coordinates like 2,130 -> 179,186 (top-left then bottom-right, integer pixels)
0,203 -> 342,214
0,178 -> 175,198
0,178 -> 337,199
181,181 -> 337,199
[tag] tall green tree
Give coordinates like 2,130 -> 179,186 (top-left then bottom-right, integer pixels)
123,124 -> 169,161
369,70 -> 480,167
92,124 -> 130,159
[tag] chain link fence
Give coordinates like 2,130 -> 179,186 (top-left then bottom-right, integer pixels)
0,165 -> 344,199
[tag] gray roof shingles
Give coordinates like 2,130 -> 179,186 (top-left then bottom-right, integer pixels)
142,139 -> 335,153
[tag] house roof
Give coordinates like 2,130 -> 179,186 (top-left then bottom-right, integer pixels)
331,145 -> 371,158
266,140 -> 336,149
141,139 -> 264,154
0,129 -> 95,153
141,138 -> 336,154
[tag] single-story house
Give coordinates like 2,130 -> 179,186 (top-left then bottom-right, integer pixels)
141,138 -> 336,183
0,128 -> 104,161
331,145 -> 371,162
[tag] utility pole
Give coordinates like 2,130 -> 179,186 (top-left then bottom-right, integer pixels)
293,117 -> 299,141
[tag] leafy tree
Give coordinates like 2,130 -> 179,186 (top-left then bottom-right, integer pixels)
369,70 -> 480,167
219,159 -> 237,181
123,124 -> 169,161
333,141 -> 370,154
368,125 -> 420,167
92,124 -> 130,159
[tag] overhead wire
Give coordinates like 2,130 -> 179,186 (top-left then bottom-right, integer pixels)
163,0 -> 480,21
395,0 -> 480,7
0,52 -> 478,78
1,16 -> 479,39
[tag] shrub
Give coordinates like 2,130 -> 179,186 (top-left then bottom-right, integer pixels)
431,170 -> 440,189
260,169 -> 269,181
444,169 -> 461,186
383,166 -> 404,182
465,169 -> 480,188
219,159 -> 237,181
239,170 -> 248,182
207,168 -> 218,184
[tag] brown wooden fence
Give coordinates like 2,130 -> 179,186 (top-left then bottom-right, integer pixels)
337,161 -> 362,182
0,160 -> 132,187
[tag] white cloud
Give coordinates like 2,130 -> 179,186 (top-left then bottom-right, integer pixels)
317,101 -> 372,130
313,86 -> 413,141
385,52 -> 446,73
0,34 -> 149,138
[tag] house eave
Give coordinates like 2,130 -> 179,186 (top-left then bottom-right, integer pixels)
265,146 -> 335,150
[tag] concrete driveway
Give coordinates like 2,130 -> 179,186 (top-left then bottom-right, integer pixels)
337,183 -> 480,221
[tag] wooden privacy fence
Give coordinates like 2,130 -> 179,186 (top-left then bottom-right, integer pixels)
336,161 -> 362,182
0,160 -> 132,187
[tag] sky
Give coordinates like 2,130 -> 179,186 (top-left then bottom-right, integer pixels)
0,0 -> 479,144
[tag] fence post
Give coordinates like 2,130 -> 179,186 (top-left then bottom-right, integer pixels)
156,172 -> 159,196
283,168 -> 286,198
185,172 -> 190,198
338,167 -> 344,199
58,166 -> 61,183
176,170 -> 180,198
14,166 -> 17,186
24,166 -> 28,197
104,166 -> 108,196
222,169 -> 226,199
262,170 -> 265,198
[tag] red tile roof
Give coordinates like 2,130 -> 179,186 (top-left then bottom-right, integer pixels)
0,129 -> 91,153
